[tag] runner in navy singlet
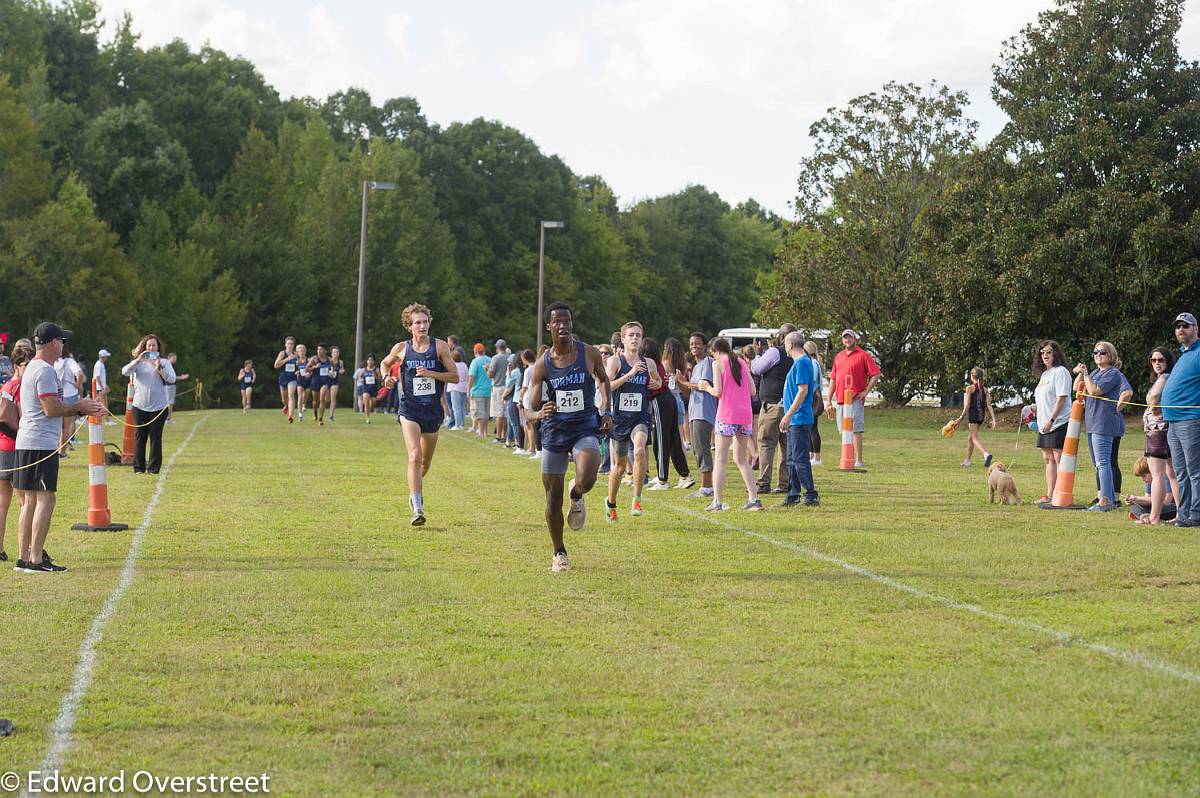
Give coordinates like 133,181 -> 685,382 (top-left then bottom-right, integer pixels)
528,301 -> 613,572
605,321 -> 660,522
294,344 -> 310,422
311,343 -> 332,426
273,336 -> 299,423
327,346 -> 344,422
379,303 -> 460,526
238,359 -> 255,413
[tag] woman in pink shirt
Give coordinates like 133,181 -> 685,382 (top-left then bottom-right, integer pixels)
698,338 -> 762,511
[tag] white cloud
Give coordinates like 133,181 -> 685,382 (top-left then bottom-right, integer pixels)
383,14 -> 412,59
503,31 -> 585,86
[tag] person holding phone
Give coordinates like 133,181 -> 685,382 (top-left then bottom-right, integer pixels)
121,334 -> 177,474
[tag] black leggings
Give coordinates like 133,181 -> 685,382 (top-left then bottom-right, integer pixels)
810,414 -> 821,454
132,405 -> 168,473
650,392 -> 689,482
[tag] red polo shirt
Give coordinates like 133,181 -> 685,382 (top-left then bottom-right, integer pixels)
829,346 -> 881,401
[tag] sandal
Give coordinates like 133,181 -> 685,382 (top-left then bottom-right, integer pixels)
1135,515 -> 1158,525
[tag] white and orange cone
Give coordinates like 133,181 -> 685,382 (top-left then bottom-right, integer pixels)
73,379 -> 130,531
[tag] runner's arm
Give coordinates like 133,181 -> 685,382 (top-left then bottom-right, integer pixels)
432,341 -> 460,383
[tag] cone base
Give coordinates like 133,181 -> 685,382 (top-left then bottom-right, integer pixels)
1039,502 -> 1086,510
71,522 -> 131,532
836,467 -> 868,473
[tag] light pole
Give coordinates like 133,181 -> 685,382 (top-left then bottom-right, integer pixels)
355,180 -> 397,372
536,220 -> 565,350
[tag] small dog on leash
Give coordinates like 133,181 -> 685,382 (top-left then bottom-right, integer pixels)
988,462 -> 1021,505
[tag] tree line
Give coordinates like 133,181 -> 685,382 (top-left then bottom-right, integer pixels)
0,0 -> 783,401
760,0 -> 1200,405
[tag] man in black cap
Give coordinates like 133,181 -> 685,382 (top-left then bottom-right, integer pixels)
12,322 -> 106,573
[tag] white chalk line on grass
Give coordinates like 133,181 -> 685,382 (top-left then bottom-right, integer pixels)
451,431 -> 1200,686
28,414 -> 211,791
669,504 -> 1200,686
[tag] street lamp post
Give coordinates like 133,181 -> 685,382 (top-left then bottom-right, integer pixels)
355,180 -> 397,373
536,220 -> 565,350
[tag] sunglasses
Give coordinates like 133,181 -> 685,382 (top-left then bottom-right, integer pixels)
1092,350 -> 1107,356
1150,357 -> 1166,363
1176,322 -> 1195,330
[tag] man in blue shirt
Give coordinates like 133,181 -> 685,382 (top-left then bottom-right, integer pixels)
1163,311 -> 1200,527
778,331 -> 820,507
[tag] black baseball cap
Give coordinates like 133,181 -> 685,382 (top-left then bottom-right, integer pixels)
33,322 -> 73,345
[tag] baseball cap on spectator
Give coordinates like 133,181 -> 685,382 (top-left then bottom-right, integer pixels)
840,329 -> 859,339
473,343 -> 485,354
99,348 -> 111,357
1175,312 -> 1197,327
33,322 -> 72,345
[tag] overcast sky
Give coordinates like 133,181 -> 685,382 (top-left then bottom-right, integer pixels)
99,0 -> 1200,217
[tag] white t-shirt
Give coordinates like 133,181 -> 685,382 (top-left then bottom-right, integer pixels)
521,365 -> 535,410
55,357 -> 83,399
92,359 -> 107,391
1035,365 -> 1072,431
17,358 -> 63,450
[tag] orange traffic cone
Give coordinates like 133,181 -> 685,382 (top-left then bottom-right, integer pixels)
1044,390 -> 1087,510
837,375 -> 866,473
73,379 -> 129,532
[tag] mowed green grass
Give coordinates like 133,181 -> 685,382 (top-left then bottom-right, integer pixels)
1,407 -> 1199,796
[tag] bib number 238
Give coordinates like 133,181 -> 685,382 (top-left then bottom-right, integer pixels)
413,376 -> 436,396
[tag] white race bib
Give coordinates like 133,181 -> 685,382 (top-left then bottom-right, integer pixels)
285,363 -> 296,372
365,376 -> 375,385
320,367 -> 330,377
556,389 -> 584,414
413,376 -> 436,396
619,392 -> 642,413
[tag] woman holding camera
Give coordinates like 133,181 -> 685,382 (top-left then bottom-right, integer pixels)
121,334 -> 177,474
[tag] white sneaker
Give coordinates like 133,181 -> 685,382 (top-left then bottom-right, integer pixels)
567,478 -> 587,530
676,476 -> 696,489
704,501 -> 729,512
646,479 -> 670,491
512,448 -> 527,455
683,442 -> 691,451
855,461 -> 865,468
529,451 -> 541,460
811,458 -> 823,467
686,489 -> 713,500
551,552 -> 570,572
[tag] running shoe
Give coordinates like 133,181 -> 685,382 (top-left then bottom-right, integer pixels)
606,503 -> 618,524
365,417 -> 371,425
567,478 -> 587,530
704,501 -> 729,512
0,551 -> 6,562
984,453 -> 994,468
513,448 -> 527,455
646,479 -> 670,491
25,558 -> 66,573
741,499 -> 764,511
281,406 -> 287,415
686,489 -> 714,500
631,497 -> 643,516
13,560 -> 34,573
288,414 -> 294,424
410,497 -> 426,526
811,458 -> 823,466
319,419 -> 325,426
854,461 -> 865,468
529,451 -> 541,460
804,497 -> 820,507
551,551 -> 570,572
676,476 -> 696,489
329,413 -> 335,421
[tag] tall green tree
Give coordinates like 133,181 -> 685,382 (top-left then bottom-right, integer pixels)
79,100 -> 192,239
760,81 -> 977,405
0,74 -> 49,217
927,0 -> 1200,395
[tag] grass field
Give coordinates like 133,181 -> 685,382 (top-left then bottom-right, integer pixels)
1,407 -> 1198,796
